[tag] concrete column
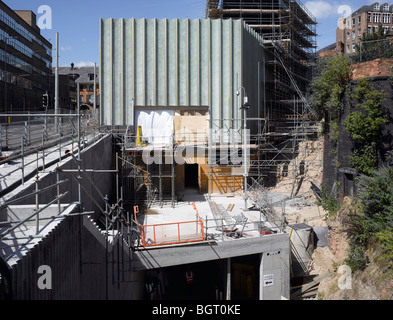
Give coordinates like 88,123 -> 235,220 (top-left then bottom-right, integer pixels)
226,257 -> 231,300
259,253 -> 263,300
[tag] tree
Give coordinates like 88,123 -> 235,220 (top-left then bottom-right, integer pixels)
310,54 -> 352,119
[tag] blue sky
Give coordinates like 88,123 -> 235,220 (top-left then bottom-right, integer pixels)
4,0 -> 392,67
304,0 -> 393,49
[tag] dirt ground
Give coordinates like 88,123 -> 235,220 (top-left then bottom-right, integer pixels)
264,137 -> 344,299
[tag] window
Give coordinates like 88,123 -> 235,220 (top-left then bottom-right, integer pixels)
383,4 -> 389,12
352,30 -> 356,40
374,4 -> 380,11
368,12 -> 372,22
88,73 -> 95,81
346,45 -> 350,53
374,12 -> 381,23
352,44 -> 356,53
347,31 -> 350,40
359,16 -> 361,24
368,26 -> 372,34
352,18 -> 356,26
383,13 -> 390,23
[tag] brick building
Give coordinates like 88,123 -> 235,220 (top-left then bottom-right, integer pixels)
56,65 -> 99,111
337,2 -> 393,55
317,42 -> 340,57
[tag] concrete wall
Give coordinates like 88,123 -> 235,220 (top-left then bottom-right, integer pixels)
100,18 -> 266,132
8,214 -> 144,300
133,233 -> 291,300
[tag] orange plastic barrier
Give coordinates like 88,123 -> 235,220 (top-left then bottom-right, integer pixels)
133,203 -> 205,247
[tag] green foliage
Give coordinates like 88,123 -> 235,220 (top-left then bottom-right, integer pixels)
360,24 -> 386,42
345,79 -> 387,144
376,229 -> 393,261
317,183 -> 340,217
349,143 -> 377,176
346,167 -> 393,271
345,245 -> 369,272
344,78 -> 388,175
357,166 -> 393,231
310,54 -> 352,119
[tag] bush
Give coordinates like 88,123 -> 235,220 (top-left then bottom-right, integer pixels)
376,229 -> 393,261
345,245 -> 369,272
346,166 -> 393,271
349,143 -> 377,176
344,78 -> 388,175
357,166 -> 393,232
317,183 -> 340,217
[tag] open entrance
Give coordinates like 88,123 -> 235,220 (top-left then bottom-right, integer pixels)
185,164 -> 199,189
343,173 -> 354,197
160,261 -> 222,300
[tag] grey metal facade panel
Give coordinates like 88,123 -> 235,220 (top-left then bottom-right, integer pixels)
100,18 -> 265,128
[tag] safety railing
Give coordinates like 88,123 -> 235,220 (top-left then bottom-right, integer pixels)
133,203 -> 205,248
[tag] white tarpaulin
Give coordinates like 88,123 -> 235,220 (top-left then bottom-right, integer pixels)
135,110 -> 174,145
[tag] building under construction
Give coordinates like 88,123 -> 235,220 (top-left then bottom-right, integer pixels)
0,0 -> 322,301
206,0 -> 319,188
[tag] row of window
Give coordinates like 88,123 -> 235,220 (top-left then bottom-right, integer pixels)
0,9 -> 52,68
0,68 -> 33,89
368,12 -> 392,23
373,3 -> 392,12
346,12 -> 393,32
0,47 -> 33,74
347,25 -> 393,41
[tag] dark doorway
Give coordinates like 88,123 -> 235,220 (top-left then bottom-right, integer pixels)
185,164 -> 199,189
162,261 -> 222,300
343,173 -> 354,197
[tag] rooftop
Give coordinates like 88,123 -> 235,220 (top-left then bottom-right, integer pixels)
55,66 -> 99,84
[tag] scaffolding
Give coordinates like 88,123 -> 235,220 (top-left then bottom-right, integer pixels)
0,110 -> 139,293
206,0 -> 320,187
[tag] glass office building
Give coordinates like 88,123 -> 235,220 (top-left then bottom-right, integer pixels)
0,1 -> 52,120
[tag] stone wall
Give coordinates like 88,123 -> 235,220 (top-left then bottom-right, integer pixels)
352,58 -> 393,80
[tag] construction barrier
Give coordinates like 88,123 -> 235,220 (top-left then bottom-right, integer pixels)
133,204 -> 205,247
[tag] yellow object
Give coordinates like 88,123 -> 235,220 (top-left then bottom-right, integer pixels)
136,126 -> 143,146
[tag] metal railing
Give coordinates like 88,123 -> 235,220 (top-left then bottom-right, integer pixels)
133,203 -> 205,247
349,38 -> 393,63
0,111 -> 104,196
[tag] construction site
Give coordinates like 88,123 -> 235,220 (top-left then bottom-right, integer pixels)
0,0 -> 329,301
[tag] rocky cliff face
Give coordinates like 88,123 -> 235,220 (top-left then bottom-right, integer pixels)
315,198 -> 393,300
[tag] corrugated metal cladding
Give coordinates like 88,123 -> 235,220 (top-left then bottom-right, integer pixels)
100,18 -> 266,128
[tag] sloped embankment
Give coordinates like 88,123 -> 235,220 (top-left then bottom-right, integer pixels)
316,198 -> 393,300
